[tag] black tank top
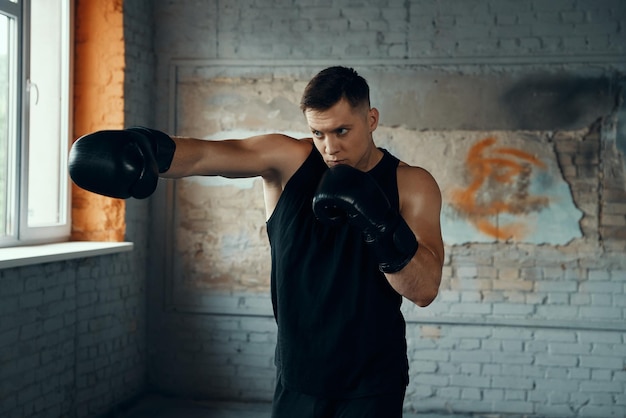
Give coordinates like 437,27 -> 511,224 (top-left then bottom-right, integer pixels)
266,145 -> 408,398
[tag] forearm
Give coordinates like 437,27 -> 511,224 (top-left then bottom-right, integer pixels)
160,136 -> 210,178
385,243 -> 442,307
161,136 -> 262,179
161,134 -> 295,180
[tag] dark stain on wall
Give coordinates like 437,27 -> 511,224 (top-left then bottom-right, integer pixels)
502,73 -> 616,131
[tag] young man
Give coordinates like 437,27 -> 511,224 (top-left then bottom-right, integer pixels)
69,66 -> 444,417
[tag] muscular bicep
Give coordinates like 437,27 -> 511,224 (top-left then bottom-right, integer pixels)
398,166 -> 445,267
162,134 -> 308,181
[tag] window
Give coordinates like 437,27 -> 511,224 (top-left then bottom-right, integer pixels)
0,0 -> 72,247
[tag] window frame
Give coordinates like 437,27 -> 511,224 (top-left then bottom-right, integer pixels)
0,0 -> 73,248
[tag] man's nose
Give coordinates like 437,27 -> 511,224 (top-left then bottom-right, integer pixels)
325,136 -> 339,155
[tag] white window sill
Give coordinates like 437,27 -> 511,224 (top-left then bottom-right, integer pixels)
0,241 -> 134,269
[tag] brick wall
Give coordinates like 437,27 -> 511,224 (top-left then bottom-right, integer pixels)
0,253 -> 146,418
146,0 -> 626,416
151,0 -> 626,135
0,0 -> 154,416
72,0 -> 126,242
151,0 -> 625,61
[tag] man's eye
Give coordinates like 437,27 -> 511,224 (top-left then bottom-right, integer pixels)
337,128 -> 348,136
312,130 -> 323,138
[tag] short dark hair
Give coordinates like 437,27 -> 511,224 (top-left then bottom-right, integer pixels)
300,66 -> 370,112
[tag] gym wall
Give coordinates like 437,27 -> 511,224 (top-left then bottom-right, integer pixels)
1,1 -> 623,417
147,1 -> 626,416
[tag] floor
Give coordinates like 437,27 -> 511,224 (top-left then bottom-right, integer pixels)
113,394 -> 483,418
113,395 -> 273,418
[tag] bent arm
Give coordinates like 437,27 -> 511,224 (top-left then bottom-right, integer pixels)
386,167 -> 444,307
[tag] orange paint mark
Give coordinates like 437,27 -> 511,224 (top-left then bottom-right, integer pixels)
71,0 -> 125,242
451,137 -> 549,241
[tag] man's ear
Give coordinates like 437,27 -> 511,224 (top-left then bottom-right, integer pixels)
368,107 -> 379,132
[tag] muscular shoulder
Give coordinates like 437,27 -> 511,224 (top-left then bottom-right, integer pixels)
396,163 -> 442,213
260,134 -> 313,185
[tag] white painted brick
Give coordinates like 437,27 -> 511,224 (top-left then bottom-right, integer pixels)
493,303 -> 534,316
460,291 -> 482,303
492,328 -> 534,340
492,351 -> 533,365
492,400 -> 533,414
418,373 -> 449,387
588,270 -> 611,281
480,340 -> 501,352
536,353 -> 578,367
461,387 -> 481,400
524,341 -> 548,353
590,369 -> 612,381
579,331 -> 622,344
504,389 -> 526,401
501,339 -> 523,352
437,290 -> 460,302
535,378 -> 579,393
546,367 -> 568,381
457,265 -> 478,278
415,349 -> 450,362
492,376 -> 533,390
527,389 -> 548,403
449,303 -> 492,315
569,368 -> 590,380
408,384 -> 433,399
579,355 -> 623,369
580,380 -> 623,393
535,280 -> 577,292
450,374 -> 490,388
580,281 -> 623,293
580,306 -> 622,319
523,365 -> 547,379
501,364 -> 523,378
460,363 -> 481,375
563,268 -> 587,281
547,293 -> 569,304
482,363 -> 501,376
410,360 -> 437,373
591,342 -> 626,356
535,305 -> 579,319
535,404 -> 575,417
570,293 -> 591,305
549,342 -> 591,355
483,388 -> 505,401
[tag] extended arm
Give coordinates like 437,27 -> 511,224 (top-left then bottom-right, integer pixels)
163,134 -> 306,181
69,127 -> 310,200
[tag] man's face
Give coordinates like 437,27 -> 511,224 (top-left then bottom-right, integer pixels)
305,98 -> 379,171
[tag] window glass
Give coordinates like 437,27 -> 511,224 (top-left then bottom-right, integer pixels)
0,12 -> 16,238
0,0 -> 71,246
27,0 -> 69,227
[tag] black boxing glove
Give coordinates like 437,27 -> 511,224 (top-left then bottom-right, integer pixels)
68,127 -> 175,199
312,164 -> 418,273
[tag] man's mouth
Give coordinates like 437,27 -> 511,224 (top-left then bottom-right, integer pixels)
326,159 -> 346,166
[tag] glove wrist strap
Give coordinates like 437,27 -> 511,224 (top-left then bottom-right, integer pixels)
374,216 -> 418,274
126,127 -> 176,173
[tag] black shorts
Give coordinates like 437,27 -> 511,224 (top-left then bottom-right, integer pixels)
271,375 -> 406,418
